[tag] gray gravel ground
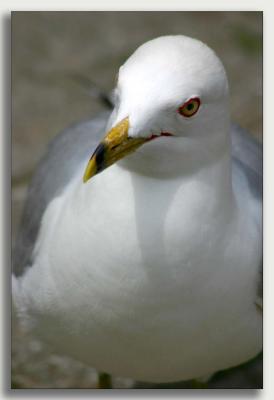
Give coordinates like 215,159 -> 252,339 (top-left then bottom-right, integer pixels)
11,11 -> 262,389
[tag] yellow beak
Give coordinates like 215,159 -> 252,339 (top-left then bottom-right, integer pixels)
83,117 -> 147,183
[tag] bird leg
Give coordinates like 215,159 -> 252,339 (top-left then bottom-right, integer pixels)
98,372 -> 112,389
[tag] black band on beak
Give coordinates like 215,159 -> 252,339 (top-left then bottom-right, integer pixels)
92,142 -> 106,174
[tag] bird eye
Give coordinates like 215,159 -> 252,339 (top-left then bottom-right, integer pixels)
178,97 -> 200,118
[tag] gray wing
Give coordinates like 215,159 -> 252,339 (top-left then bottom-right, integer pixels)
231,123 -> 263,304
13,111 -> 111,277
231,123 -> 262,200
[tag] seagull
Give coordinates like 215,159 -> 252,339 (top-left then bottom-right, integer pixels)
12,35 -> 262,387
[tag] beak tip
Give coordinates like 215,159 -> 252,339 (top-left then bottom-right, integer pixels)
83,173 -> 90,183
83,159 -> 97,183
82,117 -> 137,183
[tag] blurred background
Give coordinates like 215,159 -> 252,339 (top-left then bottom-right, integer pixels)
12,11 -> 262,389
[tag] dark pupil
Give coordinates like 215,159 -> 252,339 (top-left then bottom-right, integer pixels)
186,102 -> 194,111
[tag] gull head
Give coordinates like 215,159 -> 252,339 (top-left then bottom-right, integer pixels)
84,35 -> 230,182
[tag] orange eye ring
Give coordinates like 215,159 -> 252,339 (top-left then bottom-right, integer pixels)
178,97 -> 201,118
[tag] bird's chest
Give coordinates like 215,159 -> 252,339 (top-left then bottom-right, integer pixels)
49,168 -> 229,299
20,167 -> 261,375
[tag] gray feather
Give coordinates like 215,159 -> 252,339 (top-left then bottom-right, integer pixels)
231,123 -> 262,304
13,111 -> 110,277
231,123 -> 262,199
